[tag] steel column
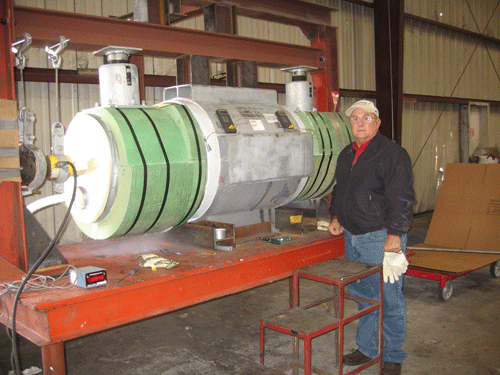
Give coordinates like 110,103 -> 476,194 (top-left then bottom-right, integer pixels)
0,0 -> 15,101
0,0 -> 27,271
202,3 -> 257,88
311,26 -> 339,112
133,0 -> 162,24
374,0 -> 404,144
204,3 -> 236,35
176,54 -> 210,85
226,60 -> 258,88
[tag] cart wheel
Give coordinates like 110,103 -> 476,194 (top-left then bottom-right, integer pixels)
490,261 -> 500,278
438,281 -> 453,301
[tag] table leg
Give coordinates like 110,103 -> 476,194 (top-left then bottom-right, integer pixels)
334,287 -> 340,368
292,337 -> 299,375
290,275 -> 300,375
41,342 -> 66,375
260,322 -> 265,365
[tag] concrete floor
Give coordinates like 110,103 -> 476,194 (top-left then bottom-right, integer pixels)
2,212 -> 500,375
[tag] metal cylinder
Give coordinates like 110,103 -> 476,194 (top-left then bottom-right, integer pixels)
285,80 -> 315,112
63,85 -> 352,240
98,63 -> 140,106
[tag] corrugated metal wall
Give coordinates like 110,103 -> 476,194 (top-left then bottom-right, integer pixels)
11,0 -> 500,243
404,1 -> 500,212
402,101 -> 460,212
405,0 -> 500,39
404,18 -> 500,100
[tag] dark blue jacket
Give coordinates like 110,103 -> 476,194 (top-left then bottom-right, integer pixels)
329,132 -> 415,236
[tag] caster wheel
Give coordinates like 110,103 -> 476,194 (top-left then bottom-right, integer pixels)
490,261 -> 500,278
438,281 -> 453,301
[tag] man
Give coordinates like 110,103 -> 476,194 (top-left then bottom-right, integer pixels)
328,100 -> 415,375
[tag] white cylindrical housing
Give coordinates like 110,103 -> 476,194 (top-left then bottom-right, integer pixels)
285,80 -> 315,112
62,84 -> 352,239
98,63 -> 140,107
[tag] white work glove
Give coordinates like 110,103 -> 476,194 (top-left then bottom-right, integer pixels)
383,251 -> 409,283
317,221 -> 330,231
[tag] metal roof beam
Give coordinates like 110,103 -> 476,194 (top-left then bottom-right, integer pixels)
13,6 -> 327,70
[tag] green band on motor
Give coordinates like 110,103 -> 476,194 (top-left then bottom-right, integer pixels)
296,111 -> 353,200
72,104 -> 206,240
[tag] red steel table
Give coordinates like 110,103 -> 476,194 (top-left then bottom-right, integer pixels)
0,231 -> 344,375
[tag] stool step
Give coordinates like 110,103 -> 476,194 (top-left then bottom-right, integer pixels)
295,258 -> 380,282
263,307 -> 336,335
234,364 -> 287,374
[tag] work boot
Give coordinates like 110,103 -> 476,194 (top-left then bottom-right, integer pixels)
342,349 -> 371,366
382,362 -> 402,375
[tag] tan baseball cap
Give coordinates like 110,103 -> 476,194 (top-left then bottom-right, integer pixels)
345,100 -> 379,117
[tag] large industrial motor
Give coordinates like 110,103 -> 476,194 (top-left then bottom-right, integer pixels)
64,84 -> 352,240
58,48 -> 353,239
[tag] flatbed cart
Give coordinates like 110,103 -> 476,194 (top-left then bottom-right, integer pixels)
406,248 -> 500,301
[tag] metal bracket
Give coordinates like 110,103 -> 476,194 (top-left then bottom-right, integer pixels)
12,33 -> 32,70
17,107 -> 48,196
18,106 -> 36,146
165,221 -> 236,251
93,45 -> 142,62
281,65 -> 318,78
45,36 -> 69,69
51,122 -> 68,194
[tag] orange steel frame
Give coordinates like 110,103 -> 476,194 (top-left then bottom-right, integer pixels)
0,3 -> 341,374
0,1 -> 29,273
1,234 -> 344,375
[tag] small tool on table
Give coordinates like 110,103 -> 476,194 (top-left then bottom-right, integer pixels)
118,266 -> 141,283
259,236 -> 293,245
160,249 -> 187,257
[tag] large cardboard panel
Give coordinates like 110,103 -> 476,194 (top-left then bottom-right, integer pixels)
0,99 -> 16,119
410,163 -> 500,273
467,165 -> 500,250
0,129 -> 19,148
0,157 -> 20,169
409,250 -> 500,274
0,100 -> 21,183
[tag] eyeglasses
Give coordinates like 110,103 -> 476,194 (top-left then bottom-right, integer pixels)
350,115 -> 377,124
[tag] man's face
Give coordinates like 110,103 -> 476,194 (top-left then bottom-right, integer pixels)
350,108 -> 381,145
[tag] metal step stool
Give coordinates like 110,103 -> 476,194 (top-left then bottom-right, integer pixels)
260,258 -> 383,375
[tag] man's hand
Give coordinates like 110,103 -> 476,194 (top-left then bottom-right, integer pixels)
384,234 -> 401,252
328,217 -> 344,236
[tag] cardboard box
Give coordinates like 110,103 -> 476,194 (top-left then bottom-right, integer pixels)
0,99 -> 17,119
0,99 -> 21,183
410,163 -> 500,273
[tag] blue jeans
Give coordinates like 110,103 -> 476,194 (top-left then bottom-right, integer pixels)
344,228 -> 407,364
